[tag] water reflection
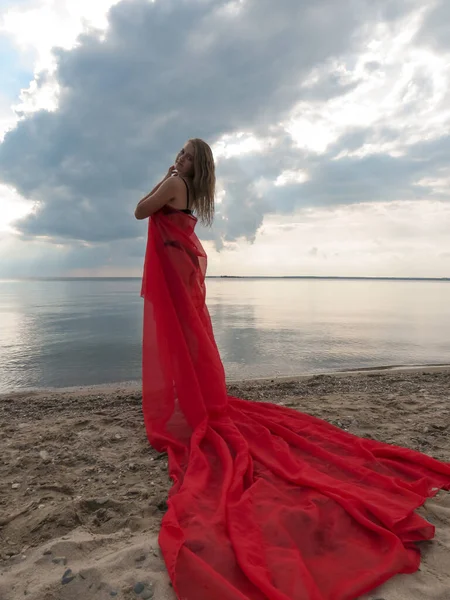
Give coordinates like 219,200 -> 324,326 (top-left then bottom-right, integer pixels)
207,278 -> 450,379
0,279 -> 143,391
1,278 -> 450,392
211,300 -> 264,366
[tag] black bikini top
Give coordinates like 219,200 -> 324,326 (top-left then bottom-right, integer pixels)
179,177 -> 192,215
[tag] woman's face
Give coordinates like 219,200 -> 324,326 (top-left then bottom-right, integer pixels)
175,142 -> 195,177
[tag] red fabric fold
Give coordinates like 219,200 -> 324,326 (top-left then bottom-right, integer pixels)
141,207 -> 450,600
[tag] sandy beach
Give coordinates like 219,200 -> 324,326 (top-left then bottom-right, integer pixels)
1,366 -> 449,600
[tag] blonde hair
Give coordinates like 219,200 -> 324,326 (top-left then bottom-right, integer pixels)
189,138 -> 215,226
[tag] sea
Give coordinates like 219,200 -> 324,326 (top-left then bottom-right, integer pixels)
0,277 -> 449,393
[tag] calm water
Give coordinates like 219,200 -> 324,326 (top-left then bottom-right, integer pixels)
0,277 -> 449,393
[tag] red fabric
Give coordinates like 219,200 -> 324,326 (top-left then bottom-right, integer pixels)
141,207 -> 450,600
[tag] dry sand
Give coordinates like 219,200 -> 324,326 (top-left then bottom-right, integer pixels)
1,367 -> 449,600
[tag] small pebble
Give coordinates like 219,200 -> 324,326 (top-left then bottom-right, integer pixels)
43,550 -> 52,556
52,556 -> 68,565
62,569 -> 76,585
11,483 -> 20,490
134,582 -> 145,594
110,592 -> 118,597
141,588 -> 154,600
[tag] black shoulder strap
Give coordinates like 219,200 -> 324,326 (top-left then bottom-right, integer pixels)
179,177 -> 190,210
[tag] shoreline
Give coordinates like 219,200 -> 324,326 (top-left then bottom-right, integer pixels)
2,362 -> 450,398
1,365 -> 449,599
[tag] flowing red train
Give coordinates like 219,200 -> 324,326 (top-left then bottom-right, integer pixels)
141,207 -> 450,600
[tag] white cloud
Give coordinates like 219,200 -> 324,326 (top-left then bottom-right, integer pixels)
415,173 -> 450,196
274,169 -> 310,187
207,200 -> 450,277
0,184 -> 34,232
0,0 -> 121,121
286,5 -> 450,158
1,0 -> 120,71
213,133 -> 273,160
0,92 -> 18,142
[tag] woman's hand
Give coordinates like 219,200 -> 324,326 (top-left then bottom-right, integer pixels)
165,165 -> 178,180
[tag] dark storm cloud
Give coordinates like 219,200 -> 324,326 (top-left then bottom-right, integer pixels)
0,0 -> 420,250
269,152 -> 424,212
239,129 -> 450,216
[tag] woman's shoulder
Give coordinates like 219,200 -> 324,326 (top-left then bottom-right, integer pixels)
176,175 -> 191,189
160,174 -> 186,196
169,174 -> 191,193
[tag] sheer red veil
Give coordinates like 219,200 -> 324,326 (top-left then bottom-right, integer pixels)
141,206 -> 450,600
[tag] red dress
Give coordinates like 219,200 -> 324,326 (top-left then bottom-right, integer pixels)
141,207 -> 450,600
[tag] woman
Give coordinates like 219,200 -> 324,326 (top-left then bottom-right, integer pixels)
135,138 -> 214,223
136,139 -> 450,600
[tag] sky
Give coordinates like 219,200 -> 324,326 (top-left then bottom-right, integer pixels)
0,0 -> 449,278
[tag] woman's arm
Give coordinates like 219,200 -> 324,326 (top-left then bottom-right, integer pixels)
136,181 -> 164,208
134,175 -> 180,220
136,166 -> 176,209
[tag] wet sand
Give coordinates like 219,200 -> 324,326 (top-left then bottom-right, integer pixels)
1,366 -> 449,599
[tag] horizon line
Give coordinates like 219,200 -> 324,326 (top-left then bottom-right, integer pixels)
1,276 -> 449,282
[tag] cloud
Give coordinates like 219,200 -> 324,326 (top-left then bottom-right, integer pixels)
211,199 -> 450,278
0,0 -> 121,72
0,90 -> 17,139
2,198 -> 449,278
266,131 -> 450,214
0,230 -> 146,278
0,0 -> 424,248
1,0 -> 449,281
415,1 -> 450,50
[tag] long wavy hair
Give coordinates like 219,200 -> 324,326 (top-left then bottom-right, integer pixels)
188,138 -> 216,226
